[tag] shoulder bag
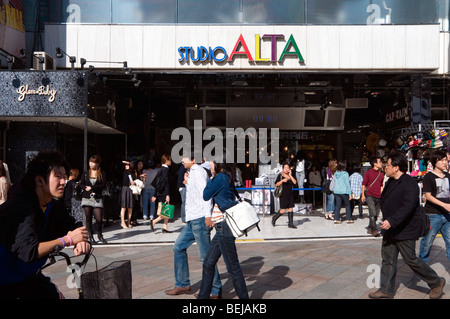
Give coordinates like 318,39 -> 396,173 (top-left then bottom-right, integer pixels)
274,174 -> 283,198
224,186 -> 260,237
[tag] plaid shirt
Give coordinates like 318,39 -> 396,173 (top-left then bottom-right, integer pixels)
349,172 -> 363,196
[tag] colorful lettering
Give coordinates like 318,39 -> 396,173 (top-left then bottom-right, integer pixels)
177,33 -> 304,65
279,34 -> 304,62
228,34 -> 254,62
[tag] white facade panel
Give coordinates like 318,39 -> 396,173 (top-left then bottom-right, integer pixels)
438,32 -> 450,74
143,25 -> 177,69
305,26 -> 340,69
111,25 -> 143,68
45,24 -> 441,72
339,25 -> 373,69
405,25 -> 440,70
372,25 -> 406,69
77,25 -> 111,68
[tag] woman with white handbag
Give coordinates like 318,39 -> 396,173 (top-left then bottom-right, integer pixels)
197,159 -> 249,299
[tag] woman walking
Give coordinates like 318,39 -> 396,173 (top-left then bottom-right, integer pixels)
197,158 -> 249,299
272,163 -> 297,229
80,155 -> 107,243
151,154 -> 172,233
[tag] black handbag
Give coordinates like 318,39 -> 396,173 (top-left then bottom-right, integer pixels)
321,179 -> 332,195
274,183 -> 283,197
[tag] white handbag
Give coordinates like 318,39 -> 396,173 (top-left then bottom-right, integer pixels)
224,187 -> 260,238
130,179 -> 144,195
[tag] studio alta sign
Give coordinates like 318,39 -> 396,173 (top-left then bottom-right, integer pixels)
178,33 -> 304,64
16,85 -> 57,103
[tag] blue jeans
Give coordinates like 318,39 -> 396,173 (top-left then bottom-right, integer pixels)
173,217 -> 222,295
179,187 -> 186,223
334,193 -> 351,221
419,213 -> 450,263
326,193 -> 335,213
142,188 -> 155,219
198,221 -> 248,299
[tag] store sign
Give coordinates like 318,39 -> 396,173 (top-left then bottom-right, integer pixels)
385,106 -> 409,123
178,33 -> 304,64
16,85 -> 57,103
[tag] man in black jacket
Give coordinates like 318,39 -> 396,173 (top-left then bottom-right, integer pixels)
0,150 -> 90,299
369,152 -> 445,299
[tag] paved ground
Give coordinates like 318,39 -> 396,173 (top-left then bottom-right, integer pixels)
42,206 -> 450,300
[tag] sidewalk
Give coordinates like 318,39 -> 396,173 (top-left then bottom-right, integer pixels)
97,206 -> 376,245
43,207 -> 450,300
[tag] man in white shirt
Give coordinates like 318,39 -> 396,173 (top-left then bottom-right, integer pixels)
165,153 -> 222,298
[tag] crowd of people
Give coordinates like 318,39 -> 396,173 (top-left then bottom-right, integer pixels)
0,147 -> 449,299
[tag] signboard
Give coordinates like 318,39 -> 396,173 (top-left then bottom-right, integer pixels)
0,71 -> 87,117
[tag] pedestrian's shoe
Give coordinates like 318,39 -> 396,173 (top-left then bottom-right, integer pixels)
368,289 -> 393,299
271,212 -> 282,227
149,219 -> 154,232
165,286 -> 191,295
288,211 -> 297,229
194,293 -> 221,299
97,233 -> 107,244
429,277 -> 446,299
372,229 -> 381,237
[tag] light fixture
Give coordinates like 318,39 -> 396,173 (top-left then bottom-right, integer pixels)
55,47 -> 76,70
0,50 -> 15,70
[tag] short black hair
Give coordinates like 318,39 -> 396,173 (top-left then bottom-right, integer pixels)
22,150 -> 69,190
337,160 -> 347,171
387,151 -> 408,173
430,149 -> 447,168
369,156 -> 381,168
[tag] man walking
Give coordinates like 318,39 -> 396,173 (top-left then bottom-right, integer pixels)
419,149 -> 450,263
165,152 -> 222,298
369,152 -> 445,299
361,156 -> 384,236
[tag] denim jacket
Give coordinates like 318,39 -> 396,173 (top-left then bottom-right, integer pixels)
203,172 -> 238,211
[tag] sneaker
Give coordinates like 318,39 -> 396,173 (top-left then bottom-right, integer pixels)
334,220 -> 342,224
429,277 -> 446,299
346,220 -> 354,224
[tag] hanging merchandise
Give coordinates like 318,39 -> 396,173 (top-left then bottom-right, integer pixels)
397,121 -> 450,176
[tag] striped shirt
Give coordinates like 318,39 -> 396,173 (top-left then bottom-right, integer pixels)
211,204 -> 224,224
185,164 -> 213,222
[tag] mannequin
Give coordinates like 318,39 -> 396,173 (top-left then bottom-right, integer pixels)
295,152 -> 311,203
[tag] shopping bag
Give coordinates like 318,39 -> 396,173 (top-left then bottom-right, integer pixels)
81,260 -> 132,299
157,202 -> 174,219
